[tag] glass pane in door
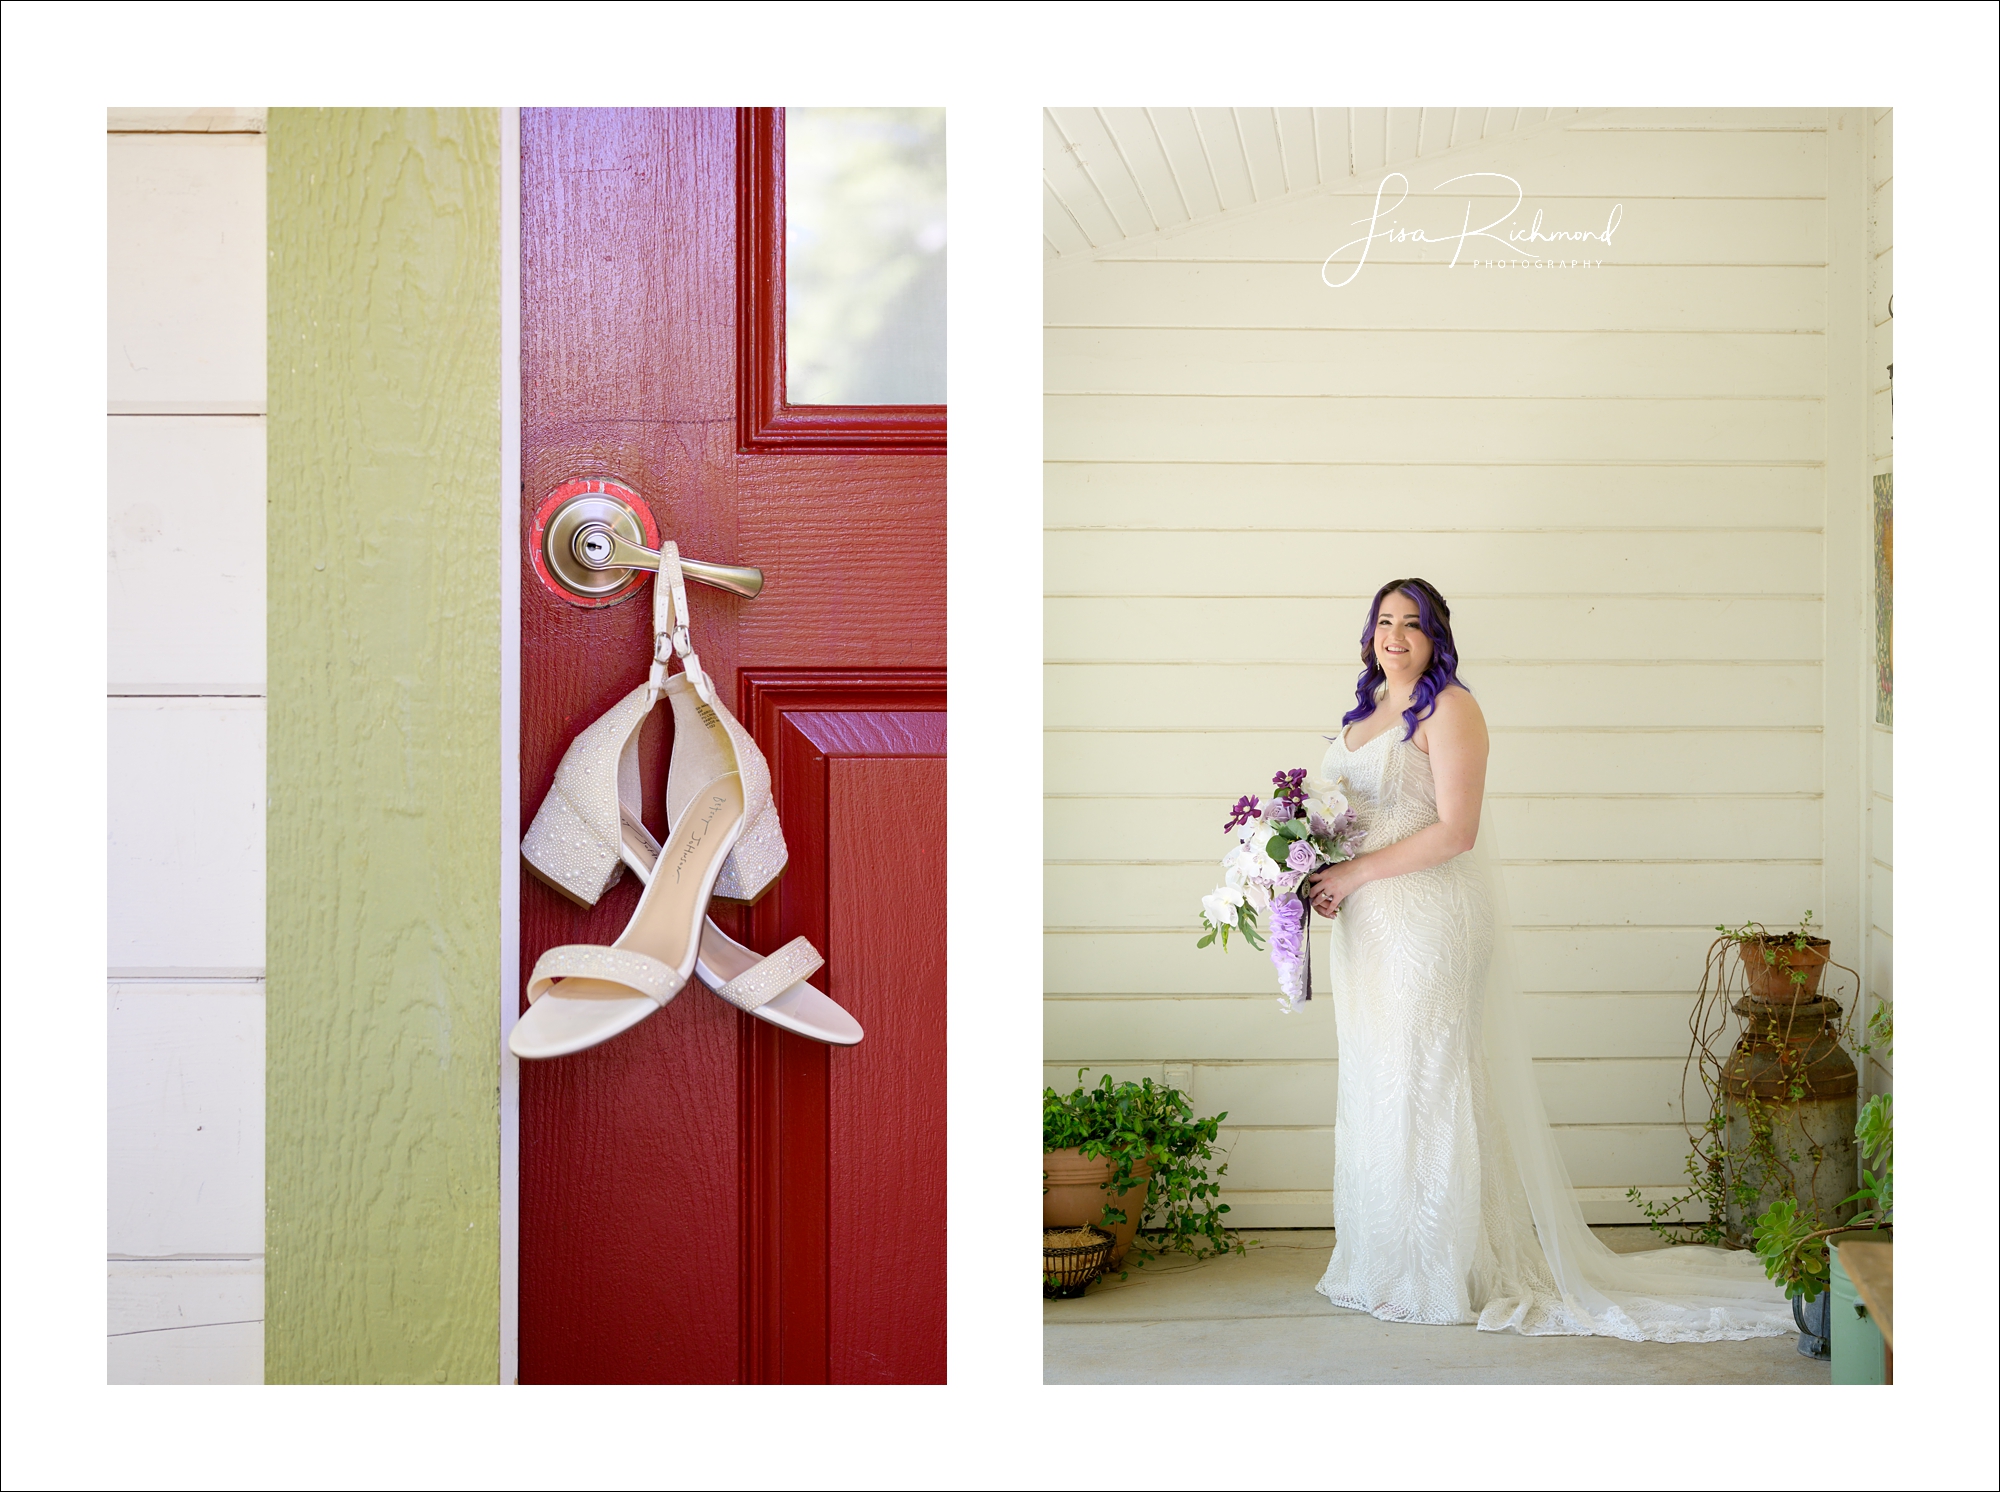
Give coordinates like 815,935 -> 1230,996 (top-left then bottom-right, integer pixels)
784,107 -> 945,406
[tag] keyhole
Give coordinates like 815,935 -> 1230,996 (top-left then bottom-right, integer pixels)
581,531 -> 612,564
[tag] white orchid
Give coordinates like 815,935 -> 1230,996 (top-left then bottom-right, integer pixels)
1200,886 -> 1245,928
1307,775 -> 1350,821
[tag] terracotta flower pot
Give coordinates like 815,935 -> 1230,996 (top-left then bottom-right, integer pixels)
1043,1147 -> 1153,1268
1739,937 -> 1831,1002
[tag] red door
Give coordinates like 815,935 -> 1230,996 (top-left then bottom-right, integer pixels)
518,108 -> 945,1383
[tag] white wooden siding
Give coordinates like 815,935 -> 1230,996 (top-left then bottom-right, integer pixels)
1865,111 -> 1892,1093
108,985 -> 266,1254
107,699 -> 265,976
1045,463 -> 1825,531
108,1261 -> 264,1385
109,107 -> 267,133
1044,108 -> 1886,1226
109,416 -> 266,693
107,113 -> 266,1383
107,132 -> 266,415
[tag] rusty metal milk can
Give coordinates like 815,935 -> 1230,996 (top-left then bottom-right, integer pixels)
1721,995 -> 1858,1245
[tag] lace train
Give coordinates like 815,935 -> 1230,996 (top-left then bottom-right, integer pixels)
1311,727 -> 1791,1341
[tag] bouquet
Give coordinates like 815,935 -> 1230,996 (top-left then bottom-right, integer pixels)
1197,768 -> 1365,1014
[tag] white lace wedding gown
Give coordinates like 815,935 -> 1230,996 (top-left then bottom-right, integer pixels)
1313,726 -> 1793,1339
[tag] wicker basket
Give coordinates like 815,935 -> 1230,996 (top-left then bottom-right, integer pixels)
1043,1225 -> 1115,1299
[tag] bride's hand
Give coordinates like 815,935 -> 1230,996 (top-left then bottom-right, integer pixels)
1308,859 -> 1365,917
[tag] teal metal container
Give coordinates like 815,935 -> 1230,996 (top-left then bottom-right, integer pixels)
1830,1245 -> 1887,1385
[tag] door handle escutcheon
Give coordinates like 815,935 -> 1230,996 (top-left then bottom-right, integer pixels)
533,481 -> 764,605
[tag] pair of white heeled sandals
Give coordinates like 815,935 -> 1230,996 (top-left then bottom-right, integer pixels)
509,543 -> 862,1059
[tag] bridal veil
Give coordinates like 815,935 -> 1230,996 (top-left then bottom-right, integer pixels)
1464,825 -> 1794,1340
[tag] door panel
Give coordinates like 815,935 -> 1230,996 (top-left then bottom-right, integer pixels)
827,753 -> 947,1383
518,109 -> 945,1384
739,681 -> 945,1383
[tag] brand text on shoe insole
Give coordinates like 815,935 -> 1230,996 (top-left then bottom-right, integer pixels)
673,794 -> 731,883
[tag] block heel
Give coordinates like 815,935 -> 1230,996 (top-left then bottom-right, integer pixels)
522,782 -> 624,908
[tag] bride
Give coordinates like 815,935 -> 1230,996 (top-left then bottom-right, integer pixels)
1304,578 -> 1791,1340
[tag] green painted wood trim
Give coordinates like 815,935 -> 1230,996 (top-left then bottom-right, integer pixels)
266,108 -> 501,1383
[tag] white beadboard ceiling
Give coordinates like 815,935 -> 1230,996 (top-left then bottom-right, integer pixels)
1044,107 -> 1589,259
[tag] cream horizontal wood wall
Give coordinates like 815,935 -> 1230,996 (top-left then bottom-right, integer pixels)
1044,108 -> 1882,1225
1865,109 -> 1892,1095
107,106 -> 268,1382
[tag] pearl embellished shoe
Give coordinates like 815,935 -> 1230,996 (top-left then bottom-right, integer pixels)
513,543 -> 862,1054
619,797 -> 862,1047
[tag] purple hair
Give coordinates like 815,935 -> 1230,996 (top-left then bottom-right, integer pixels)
1341,578 -> 1469,740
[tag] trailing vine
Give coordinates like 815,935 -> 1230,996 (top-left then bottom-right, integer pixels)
1626,915 -> 1864,1271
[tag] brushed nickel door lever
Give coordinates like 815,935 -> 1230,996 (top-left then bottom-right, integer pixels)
534,481 -> 764,604
568,518 -> 765,599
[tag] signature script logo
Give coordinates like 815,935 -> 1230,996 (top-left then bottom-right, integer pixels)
1322,172 -> 1623,287
673,793 -> 729,884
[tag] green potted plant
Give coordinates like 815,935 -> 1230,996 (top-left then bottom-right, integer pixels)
1718,911 -> 1832,1003
1753,1002 -> 1891,1375
1043,1070 -> 1245,1272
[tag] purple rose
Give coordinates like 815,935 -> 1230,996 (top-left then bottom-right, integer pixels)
1287,839 -> 1317,872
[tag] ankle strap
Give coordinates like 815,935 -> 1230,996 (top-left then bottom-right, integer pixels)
713,936 -> 824,1014
648,541 -> 716,707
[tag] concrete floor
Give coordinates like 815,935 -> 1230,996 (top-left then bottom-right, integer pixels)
1045,1228 -> 1829,1385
